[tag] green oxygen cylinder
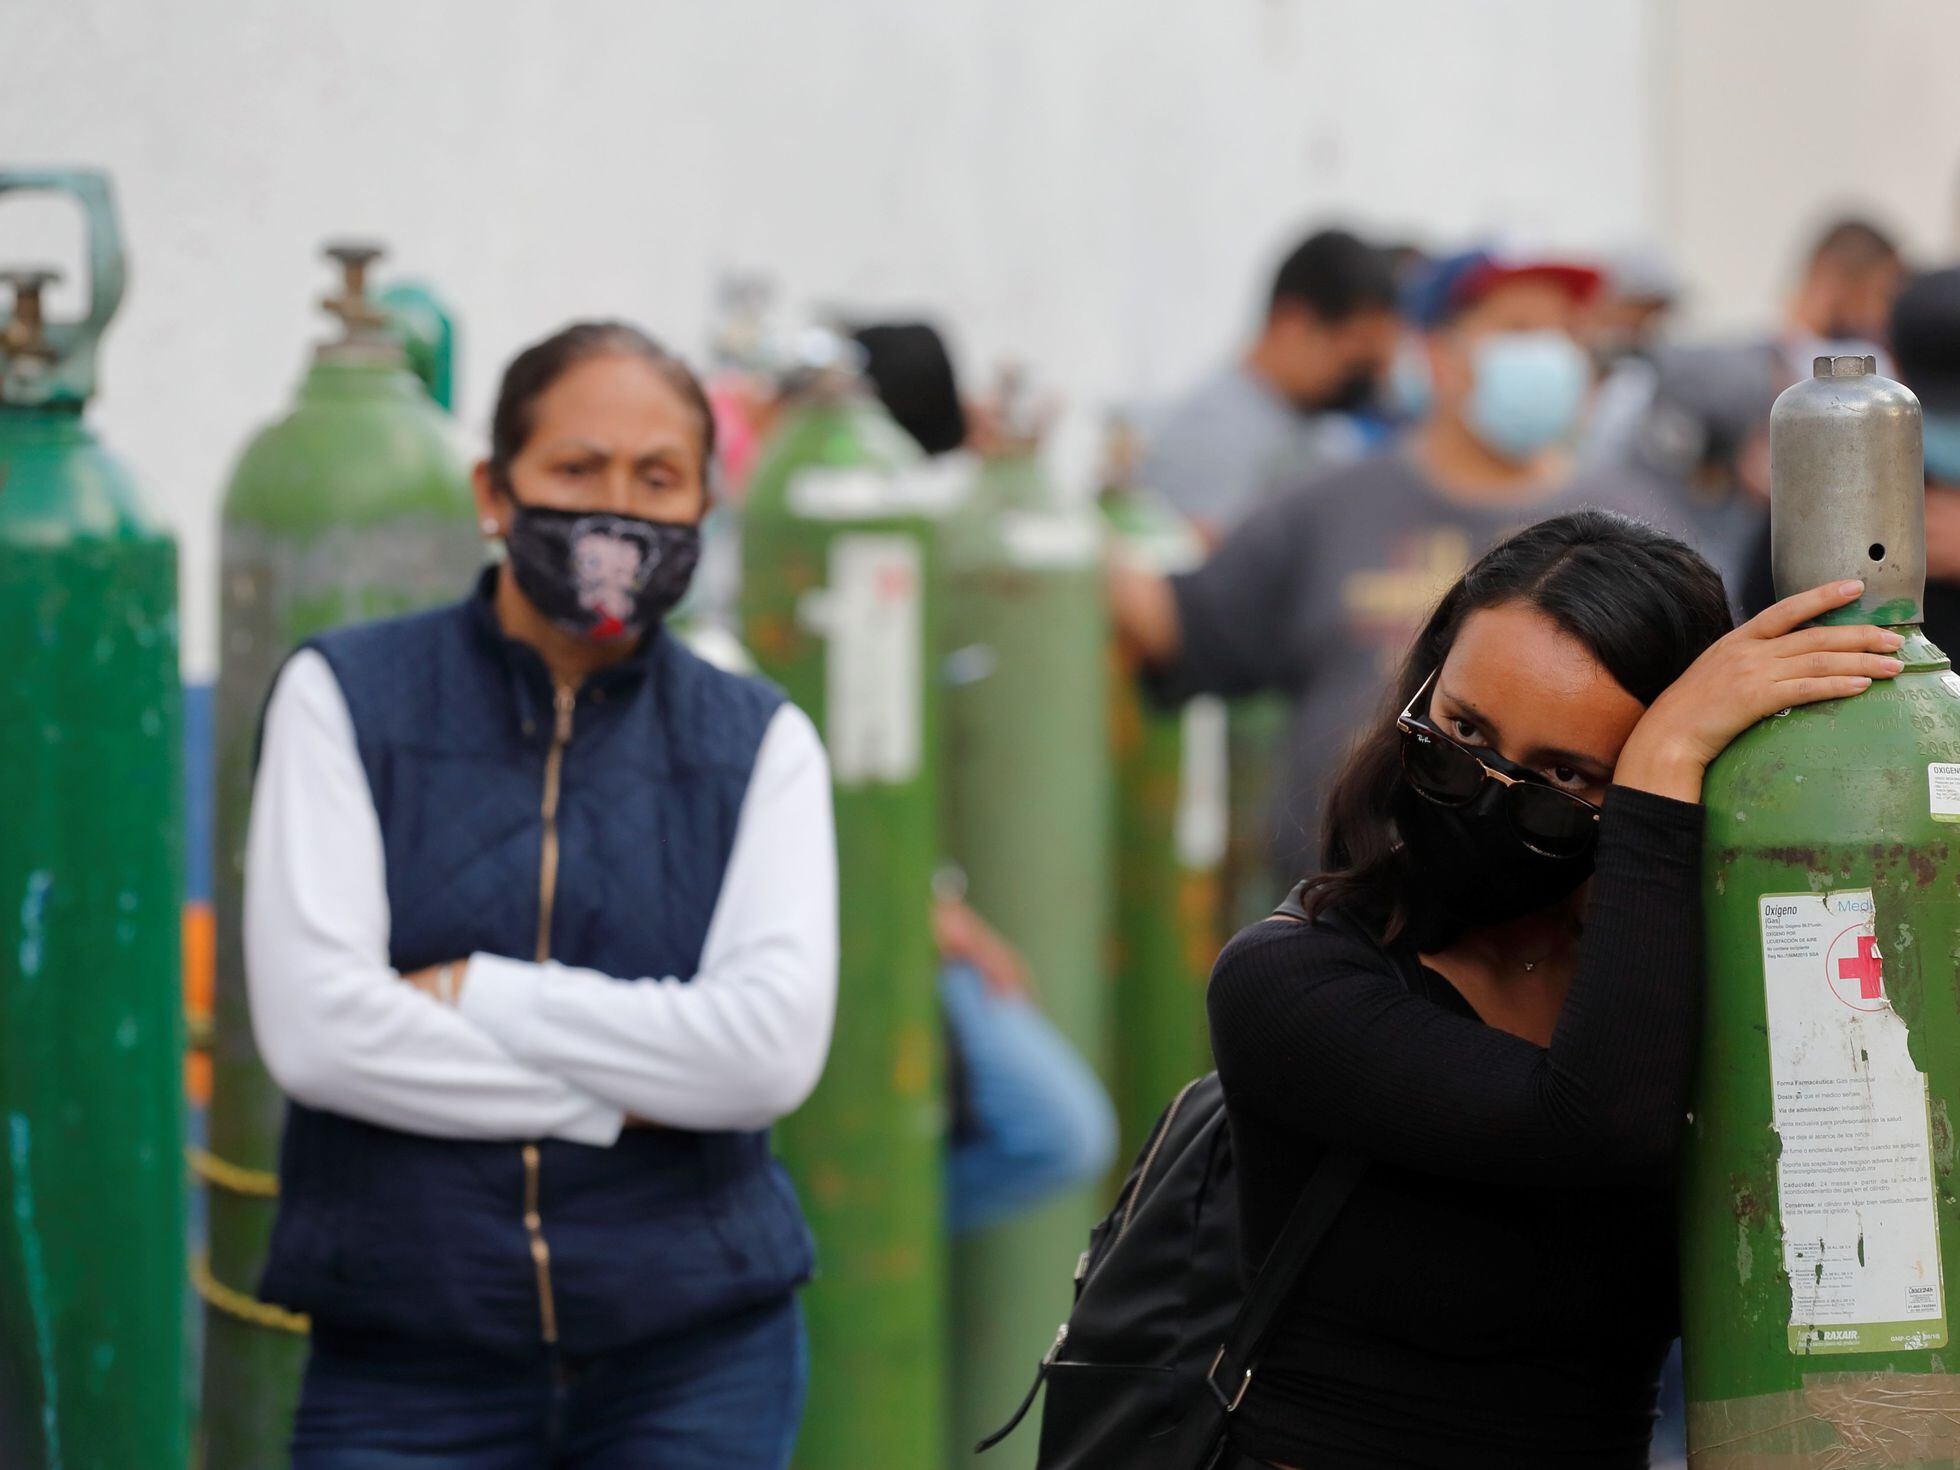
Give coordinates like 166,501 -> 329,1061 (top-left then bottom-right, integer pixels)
738,340 -> 950,1470
1221,694 -> 1290,930
202,242 -> 477,1469
940,379 -> 1113,1469
1684,355 -> 1960,1465
1098,419 -> 1228,1159
0,169 -> 187,1470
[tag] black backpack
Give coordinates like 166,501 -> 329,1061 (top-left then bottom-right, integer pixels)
976,899 -> 1407,1470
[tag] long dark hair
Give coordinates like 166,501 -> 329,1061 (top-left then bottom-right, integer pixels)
1302,509 -> 1732,937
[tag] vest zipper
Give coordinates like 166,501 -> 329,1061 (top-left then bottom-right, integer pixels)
535,684 -> 575,964
522,1143 -> 558,1344
522,682 -> 576,1347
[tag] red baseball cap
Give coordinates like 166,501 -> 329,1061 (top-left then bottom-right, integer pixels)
1406,250 -> 1604,328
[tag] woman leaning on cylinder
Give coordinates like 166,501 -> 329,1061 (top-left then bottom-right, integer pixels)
1206,510 -> 1904,1469
244,321 -> 835,1469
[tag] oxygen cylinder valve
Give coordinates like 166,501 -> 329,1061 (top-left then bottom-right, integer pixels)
984,363 -> 1053,456
0,267 -> 62,396
319,241 -> 396,355
1,267 -> 59,355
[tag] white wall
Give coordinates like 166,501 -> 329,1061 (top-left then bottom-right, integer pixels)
4,0 -> 1659,679
1659,0 -> 1960,334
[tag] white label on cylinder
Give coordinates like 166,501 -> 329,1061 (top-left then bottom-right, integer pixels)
787,467 -> 904,520
1940,672 -> 1960,701
999,510 -> 1101,570
819,533 -> 921,786
1930,764 -> 1960,823
1758,889 -> 1946,1354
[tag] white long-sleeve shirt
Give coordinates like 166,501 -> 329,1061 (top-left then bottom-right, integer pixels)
244,648 -> 838,1146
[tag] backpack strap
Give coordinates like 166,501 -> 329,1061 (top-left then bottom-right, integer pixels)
1202,1148 -> 1365,1418
1198,897 -> 1406,1434
1270,879 -> 1313,923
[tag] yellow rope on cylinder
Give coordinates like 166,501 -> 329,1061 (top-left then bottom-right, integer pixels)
186,1145 -> 279,1198
189,1250 -> 310,1335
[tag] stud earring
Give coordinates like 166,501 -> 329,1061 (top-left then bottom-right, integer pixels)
481,517 -> 501,536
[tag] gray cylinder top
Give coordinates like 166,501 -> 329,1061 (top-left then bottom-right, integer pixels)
1770,354 -> 1924,623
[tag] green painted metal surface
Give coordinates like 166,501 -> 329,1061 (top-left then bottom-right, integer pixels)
1685,628 -> 1960,1465
941,447 -> 1113,1469
204,254 -> 477,1470
1221,694 -> 1289,931
739,386 -> 949,1470
0,167 -> 187,1470
1100,488 -> 1224,1158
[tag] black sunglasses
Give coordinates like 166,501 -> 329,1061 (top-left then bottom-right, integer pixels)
1395,671 -> 1602,859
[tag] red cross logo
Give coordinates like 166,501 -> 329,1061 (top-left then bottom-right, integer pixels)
1825,927 -> 1886,1013
1838,934 -> 1884,1000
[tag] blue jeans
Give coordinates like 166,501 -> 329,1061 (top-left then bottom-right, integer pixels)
942,963 -> 1118,1236
291,1297 -> 806,1469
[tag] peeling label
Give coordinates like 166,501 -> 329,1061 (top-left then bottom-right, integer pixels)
1760,890 -> 1946,1354
1931,764 -> 1960,822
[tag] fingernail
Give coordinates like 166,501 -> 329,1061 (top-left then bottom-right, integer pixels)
1883,631 -> 1906,648
1855,677 -> 1874,688
1885,658 -> 1905,673
1839,580 -> 1865,596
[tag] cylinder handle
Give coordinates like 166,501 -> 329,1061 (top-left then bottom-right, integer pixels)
0,169 -> 125,407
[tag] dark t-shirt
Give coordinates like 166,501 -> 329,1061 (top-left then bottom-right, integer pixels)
1153,449 -> 1689,885
1206,787 -> 1703,1468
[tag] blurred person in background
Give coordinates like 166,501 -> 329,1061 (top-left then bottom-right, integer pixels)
1584,244 -> 1683,374
1578,244 -> 1685,529
1784,215 -> 1907,350
1141,228 -> 1401,540
1742,265 -> 1960,652
851,319 -> 1119,1234
1110,248 -> 1684,895
247,322 -> 835,1468
1590,216 -> 1906,591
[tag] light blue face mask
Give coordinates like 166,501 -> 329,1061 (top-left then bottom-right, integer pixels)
1465,330 -> 1591,460
1924,412 -> 1960,484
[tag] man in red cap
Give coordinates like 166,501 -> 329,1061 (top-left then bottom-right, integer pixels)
1110,246 -> 1683,892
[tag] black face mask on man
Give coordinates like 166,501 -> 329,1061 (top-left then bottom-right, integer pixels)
503,502 -> 701,643
1391,761 -> 1597,945
1311,367 -> 1381,416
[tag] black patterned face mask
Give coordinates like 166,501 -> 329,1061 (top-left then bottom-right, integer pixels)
503,503 -> 701,643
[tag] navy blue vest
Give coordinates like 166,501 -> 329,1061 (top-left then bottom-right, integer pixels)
260,575 -> 815,1359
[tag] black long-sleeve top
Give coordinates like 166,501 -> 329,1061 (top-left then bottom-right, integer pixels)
1206,786 -> 1704,1469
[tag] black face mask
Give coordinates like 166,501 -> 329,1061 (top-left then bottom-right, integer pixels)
1392,769 -> 1597,946
1312,368 -> 1381,416
503,502 -> 701,644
